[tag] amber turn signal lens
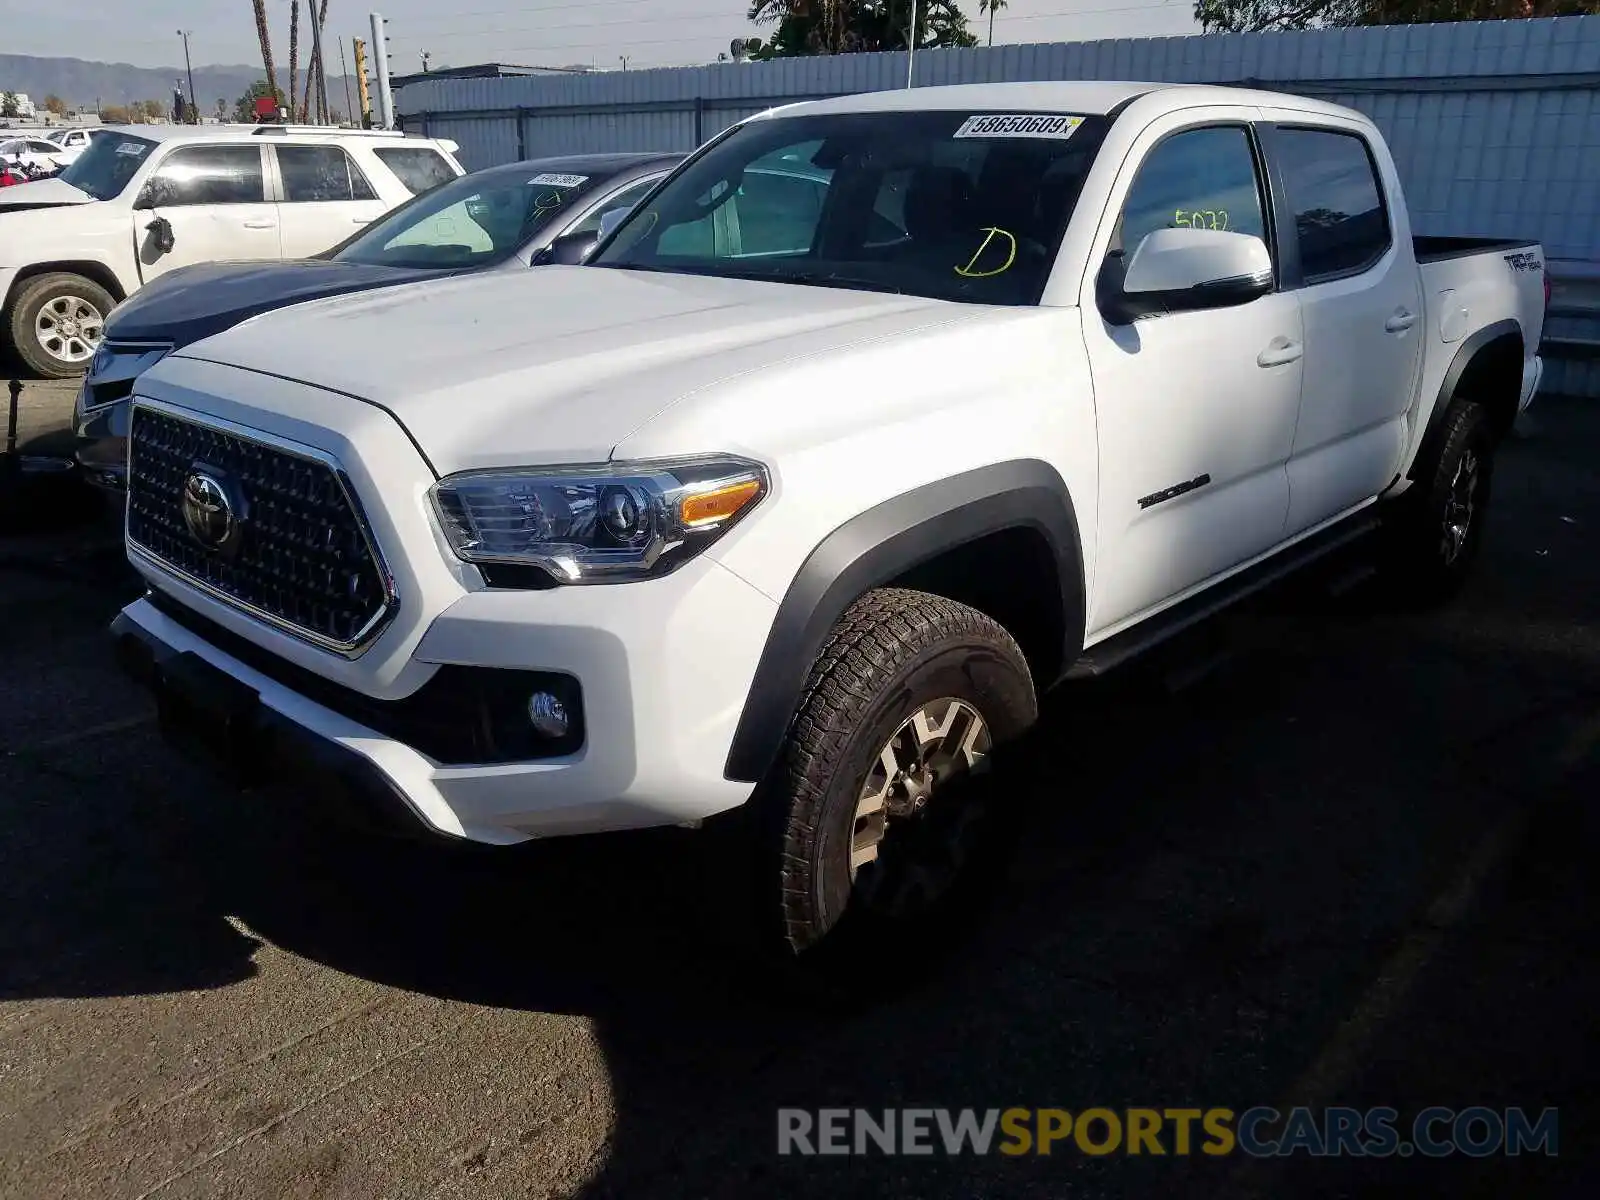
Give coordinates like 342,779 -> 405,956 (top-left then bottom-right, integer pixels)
680,478 -> 761,527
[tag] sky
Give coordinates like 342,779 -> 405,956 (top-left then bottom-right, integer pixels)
1,1 -> 1200,74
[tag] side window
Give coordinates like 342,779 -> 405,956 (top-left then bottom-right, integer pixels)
138,146 -> 265,207
1273,128 -> 1390,281
734,171 -> 827,256
567,176 -> 659,237
374,147 -> 457,196
1114,126 -> 1266,257
277,144 -> 378,202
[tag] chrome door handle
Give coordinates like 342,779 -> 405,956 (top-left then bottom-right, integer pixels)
1384,309 -> 1417,333
1257,338 -> 1304,368
242,218 -> 277,229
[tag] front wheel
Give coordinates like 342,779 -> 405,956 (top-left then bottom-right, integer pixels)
7,272 -> 112,378
754,587 -> 1038,995
1383,398 -> 1496,604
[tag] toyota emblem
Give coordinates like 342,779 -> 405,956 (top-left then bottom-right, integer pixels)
181,471 -> 237,552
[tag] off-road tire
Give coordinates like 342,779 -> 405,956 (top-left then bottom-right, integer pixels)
7,272 -> 113,379
752,587 -> 1038,997
1384,398 -> 1496,605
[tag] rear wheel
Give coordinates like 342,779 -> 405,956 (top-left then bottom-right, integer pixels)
7,272 -> 112,378
1384,399 -> 1496,604
751,588 -> 1038,998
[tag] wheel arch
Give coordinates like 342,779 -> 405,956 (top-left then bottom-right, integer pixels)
4,261 -> 128,314
1410,319 -> 1523,481
722,460 -> 1086,784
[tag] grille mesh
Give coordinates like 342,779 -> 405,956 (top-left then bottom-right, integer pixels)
127,406 -> 392,650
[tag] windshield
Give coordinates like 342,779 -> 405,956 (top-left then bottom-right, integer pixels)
332,167 -> 606,269
592,110 -> 1109,305
58,132 -> 155,200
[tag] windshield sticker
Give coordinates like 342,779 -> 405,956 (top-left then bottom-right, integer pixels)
529,172 -> 588,188
953,114 -> 1083,141
116,141 -> 149,157
955,227 -> 1018,278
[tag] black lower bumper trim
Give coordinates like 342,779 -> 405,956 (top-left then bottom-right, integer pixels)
111,611 -> 442,842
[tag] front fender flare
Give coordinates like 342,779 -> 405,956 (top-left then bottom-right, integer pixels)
722,460 -> 1084,783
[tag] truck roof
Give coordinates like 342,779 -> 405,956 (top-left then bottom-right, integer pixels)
767,80 -> 1364,124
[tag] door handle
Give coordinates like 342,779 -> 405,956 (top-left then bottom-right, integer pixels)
1384,309 -> 1417,333
242,218 -> 277,229
352,215 -> 372,223
1256,337 -> 1303,368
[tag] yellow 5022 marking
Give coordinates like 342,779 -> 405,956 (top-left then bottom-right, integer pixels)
956,227 -> 1018,278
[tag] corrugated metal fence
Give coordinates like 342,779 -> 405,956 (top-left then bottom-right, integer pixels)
397,16 -> 1600,396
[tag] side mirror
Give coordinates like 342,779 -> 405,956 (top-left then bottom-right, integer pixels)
145,216 -> 175,255
541,230 -> 599,266
597,206 -> 629,240
1099,227 -> 1273,325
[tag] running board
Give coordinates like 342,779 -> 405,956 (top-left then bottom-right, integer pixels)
1065,512 -> 1381,680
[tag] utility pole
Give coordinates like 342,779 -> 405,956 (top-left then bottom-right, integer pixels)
906,1 -> 917,89
370,12 -> 395,130
339,39 -> 354,125
353,37 -> 372,127
307,2 -> 329,123
176,30 -> 197,122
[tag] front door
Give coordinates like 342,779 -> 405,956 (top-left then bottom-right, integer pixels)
135,144 -> 279,283
1080,113 -> 1305,637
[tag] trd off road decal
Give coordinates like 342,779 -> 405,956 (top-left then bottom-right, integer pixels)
1503,251 -> 1542,272
953,114 -> 1085,141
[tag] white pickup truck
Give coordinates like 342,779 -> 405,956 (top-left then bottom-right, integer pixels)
110,82 -> 1546,988
0,124 -> 463,377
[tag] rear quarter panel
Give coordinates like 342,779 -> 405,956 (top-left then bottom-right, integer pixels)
1402,242 -> 1545,474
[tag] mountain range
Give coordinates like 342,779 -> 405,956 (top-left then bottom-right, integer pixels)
1,54 -> 360,120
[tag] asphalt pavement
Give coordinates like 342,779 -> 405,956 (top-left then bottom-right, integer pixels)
1,382 -> 1596,1199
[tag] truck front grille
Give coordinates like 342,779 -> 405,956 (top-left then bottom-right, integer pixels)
126,405 -> 396,655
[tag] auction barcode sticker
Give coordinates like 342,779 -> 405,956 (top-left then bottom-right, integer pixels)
529,173 -> 588,187
952,114 -> 1084,140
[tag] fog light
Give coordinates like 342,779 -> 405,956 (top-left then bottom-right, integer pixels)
527,691 -> 570,738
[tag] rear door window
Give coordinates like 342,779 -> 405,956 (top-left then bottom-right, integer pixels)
1273,128 -> 1391,282
276,144 -> 378,201
374,147 -> 457,195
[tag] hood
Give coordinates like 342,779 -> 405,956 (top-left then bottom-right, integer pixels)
175,265 -> 974,473
106,259 -> 443,345
0,176 -> 92,210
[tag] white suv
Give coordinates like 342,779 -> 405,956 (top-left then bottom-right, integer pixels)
0,124 -> 463,377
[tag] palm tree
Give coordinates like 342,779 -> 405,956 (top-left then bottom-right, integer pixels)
980,0 -> 1006,46
288,0 -> 300,121
250,0 -> 278,109
301,0 -> 332,124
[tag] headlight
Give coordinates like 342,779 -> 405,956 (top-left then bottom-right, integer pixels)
430,455 -> 768,584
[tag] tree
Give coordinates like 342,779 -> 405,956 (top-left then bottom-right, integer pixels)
101,104 -> 131,124
0,93 -> 18,119
216,97 -> 228,122
235,79 -> 280,123
1194,0 -> 1594,33
980,0 -> 1006,46
251,0 -> 279,111
749,1 -> 978,58
43,94 -> 68,116
145,100 -> 167,122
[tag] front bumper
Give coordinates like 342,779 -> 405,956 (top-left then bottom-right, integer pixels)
113,550 -> 774,844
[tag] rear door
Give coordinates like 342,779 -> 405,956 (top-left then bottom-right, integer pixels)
1258,116 -> 1424,535
272,143 -> 389,257
134,144 -> 280,283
